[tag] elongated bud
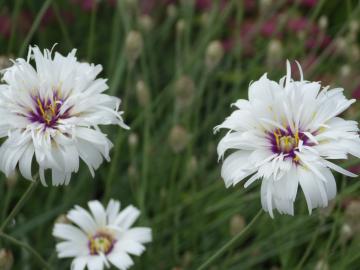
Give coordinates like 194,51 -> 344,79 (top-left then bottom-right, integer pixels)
128,133 -> 139,148
139,14 -> 154,32
315,260 -> 329,270
340,223 -> 353,243
55,214 -> 70,224
125,31 -> 143,65
176,19 -> 186,34
266,39 -> 283,67
260,0 -> 272,13
0,249 -> 14,270
174,75 -> 195,109
167,4 -> 178,18
349,20 -> 359,34
168,125 -> 189,153
0,55 -> 12,70
205,40 -> 224,70
318,15 -> 328,30
229,214 -> 246,236
6,172 -> 17,188
136,80 -> 150,106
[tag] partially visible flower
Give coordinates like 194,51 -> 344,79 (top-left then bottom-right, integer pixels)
0,46 -> 128,186
53,200 -> 152,270
215,61 -> 360,217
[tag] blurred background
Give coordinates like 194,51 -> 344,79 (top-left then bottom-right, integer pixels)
0,0 -> 360,269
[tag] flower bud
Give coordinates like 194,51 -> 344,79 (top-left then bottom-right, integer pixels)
339,65 -> 351,80
205,40 -> 224,70
168,125 -> 189,153
136,80 -> 150,107
6,172 -> 18,188
266,39 -> 283,67
260,0 -> 272,13
0,55 -> 12,70
318,15 -> 328,30
55,214 -> 70,224
335,37 -> 347,55
167,4 -> 178,18
340,223 -> 353,243
230,214 -> 246,236
349,20 -> 359,34
174,75 -> 195,109
344,199 -> 360,233
315,260 -> 329,270
176,19 -> 186,34
139,14 -> 154,32
125,31 -> 143,65
200,12 -> 210,27
128,164 -> 138,179
187,156 -> 198,175
128,133 -> 139,148
0,249 -> 14,270
349,44 -> 360,62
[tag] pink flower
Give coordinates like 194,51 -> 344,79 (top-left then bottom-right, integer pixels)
352,84 -> 360,100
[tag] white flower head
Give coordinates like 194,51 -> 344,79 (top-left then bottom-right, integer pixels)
0,45 -> 129,186
215,61 -> 360,218
53,200 -> 152,270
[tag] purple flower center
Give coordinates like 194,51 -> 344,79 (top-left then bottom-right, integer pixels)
268,127 -> 311,162
28,93 -> 69,128
88,231 -> 116,255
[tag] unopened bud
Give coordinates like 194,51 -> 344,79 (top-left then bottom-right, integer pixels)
139,15 -> 154,32
55,214 -> 70,224
335,37 -> 347,54
6,172 -> 18,188
260,0 -> 272,13
345,199 -> 360,233
168,125 -> 189,153
200,13 -> 210,27
125,31 -> 143,65
128,165 -> 138,179
0,55 -> 12,70
205,40 -> 224,70
136,80 -> 150,106
266,39 -> 283,67
230,214 -> 246,236
187,156 -> 198,175
176,20 -> 186,34
315,260 -> 329,270
128,133 -> 139,148
318,16 -> 328,30
340,223 -> 353,243
349,44 -> 360,62
167,4 -> 178,18
174,75 -> 195,108
0,249 -> 14,270
339,65 -> 351,80
349,20 -> 359,34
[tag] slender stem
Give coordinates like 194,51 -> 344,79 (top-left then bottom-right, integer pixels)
1,180 -> 38,231
0,231 -> 51,269
18,0 -> 53,56
197,210 -> 262,270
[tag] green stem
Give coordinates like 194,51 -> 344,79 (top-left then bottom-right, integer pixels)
18,0 -> 53,56
0,231 -> 51,269
1,180 -> 38,231
197,209 -> 262,270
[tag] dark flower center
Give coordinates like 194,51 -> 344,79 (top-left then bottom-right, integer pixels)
88,232 -> 115,255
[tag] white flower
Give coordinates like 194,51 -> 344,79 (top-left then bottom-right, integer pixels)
53,200 -> 152,270
0,46 -> 129,186
215,61 -> 360,218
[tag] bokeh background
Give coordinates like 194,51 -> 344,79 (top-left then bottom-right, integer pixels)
0,0 -> 360,269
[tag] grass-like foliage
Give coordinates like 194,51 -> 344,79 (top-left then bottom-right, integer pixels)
0,0 -> 360,269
